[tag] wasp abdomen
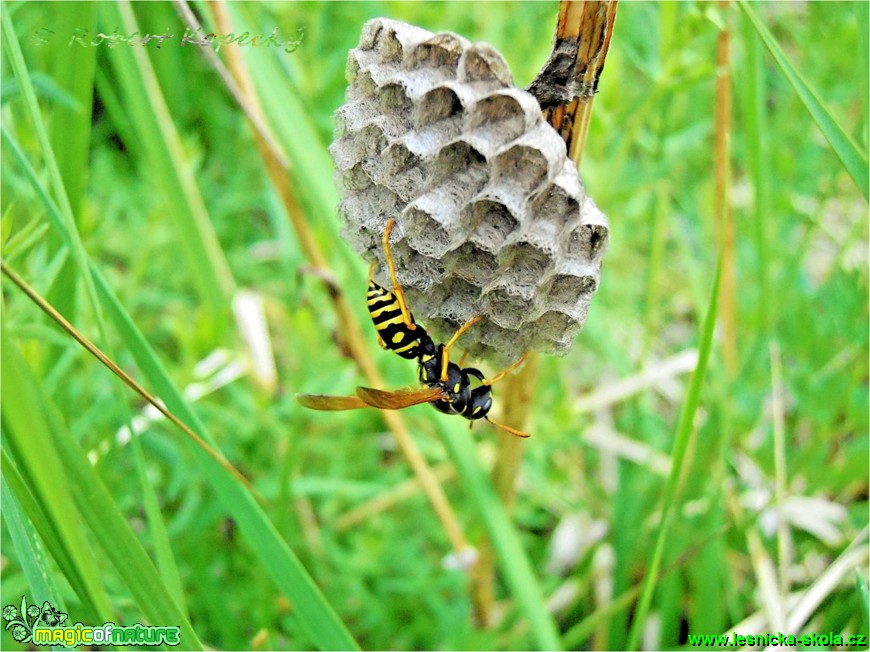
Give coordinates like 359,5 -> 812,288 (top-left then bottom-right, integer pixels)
367,281 -> 425,360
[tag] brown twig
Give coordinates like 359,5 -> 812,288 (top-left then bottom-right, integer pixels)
470,352 -> 540,626
715,3 -> 737,374
470,0 -> 618,627
201,2 -> 470,554
172,0 -> 289,170
528,0 -> 618,164
333,462 -> 456,531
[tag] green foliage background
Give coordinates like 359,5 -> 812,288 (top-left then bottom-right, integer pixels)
1,2 -> 867,650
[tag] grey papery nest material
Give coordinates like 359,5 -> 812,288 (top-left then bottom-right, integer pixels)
330,18 -> 609,366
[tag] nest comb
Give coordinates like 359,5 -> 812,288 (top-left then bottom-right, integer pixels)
330,18 -> 609,366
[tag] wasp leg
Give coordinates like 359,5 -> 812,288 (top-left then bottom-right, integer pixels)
482,352 -> 528,386
457,349 -> 471,368
440,315 -> 482,381
383,219 -> 416,330
485,416 -> 531,438
376,333 -> 387,350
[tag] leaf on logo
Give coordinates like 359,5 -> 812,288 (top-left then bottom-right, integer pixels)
39,602 -> 68,627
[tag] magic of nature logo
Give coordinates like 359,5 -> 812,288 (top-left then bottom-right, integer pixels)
3,596 -> 181,648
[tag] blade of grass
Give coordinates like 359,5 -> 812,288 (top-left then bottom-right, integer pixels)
857,569 -> 869,633
769,341 -> 791,600
98,1 -> 237,327
859,1 -> 869,149
563,526 -> 730,648
44,1 -> 95,216
2,257 -> 358,649
217,1 -> 362,280
0,447 -> 76,587
3,105 -> 359,652
2,260 -> 257,493
90,280 -> 359,649
783,531 -> 868,631
470,352 -> 540,626
0,333 -> 113,625
739,0 -> 869,200
1,329 -> 204,649
43,1 -> 96,383
227,3 -> 339,230
3,9 -> 188,618
132,434 -> 189,616
437,422 -> 562,651
0,470 -> 67,613
740,11 -> 772,337
626,254 -> 722,650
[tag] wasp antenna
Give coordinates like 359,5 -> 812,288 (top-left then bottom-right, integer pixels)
485,416 -> 531,439
457,348 -> 471,367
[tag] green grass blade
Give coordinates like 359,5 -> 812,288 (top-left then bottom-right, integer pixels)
857,569 -> 870,632
2,329 -> 204,649
217,2 -> 361,276
3,8 -> 189,622
437,424 -> 562,651
92,268 -> 360,651
46,2 -> 96,216
0,471 -> 67,613
1,332 -> 113,625
626,255 -> 722,650
563,586 -> 638,648
0,4 -> 105,333
42,1 -> 97,377
740,14 -> 772,337
0,446 -> 97,616
98,1 -> 237,325
1,154 -> 358,647
228,4 -> 338,222
130,433 -> 189,617
740,1 -> 869,200
859,1 -> 869,149
4,98 -> 358,652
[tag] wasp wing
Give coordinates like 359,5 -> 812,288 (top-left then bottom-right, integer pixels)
355,385 -> 445,410
296,394 -> 369,411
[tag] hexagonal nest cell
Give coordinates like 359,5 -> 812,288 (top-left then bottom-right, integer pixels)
330,17 -> 609,366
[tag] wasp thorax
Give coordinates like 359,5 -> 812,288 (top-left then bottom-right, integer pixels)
331,18 -> 609,366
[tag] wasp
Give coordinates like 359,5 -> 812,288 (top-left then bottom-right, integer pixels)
296,219 -> 530,438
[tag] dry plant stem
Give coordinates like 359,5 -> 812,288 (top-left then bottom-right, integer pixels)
715,4 -> 737,374
172,1 -> 288,170
471,0 -> 616,627
470,352 -> 540,626
334,462 -> 456,531
769,341 -> 791,598
0,261 -> 257,496
208,4 -> 470,554
726,487 -> 786,631
528,0 -> 618,164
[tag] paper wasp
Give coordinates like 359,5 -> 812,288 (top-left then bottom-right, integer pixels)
296,219 -> 530,438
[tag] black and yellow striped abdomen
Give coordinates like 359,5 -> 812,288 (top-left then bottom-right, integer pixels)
367,280 -> 425,360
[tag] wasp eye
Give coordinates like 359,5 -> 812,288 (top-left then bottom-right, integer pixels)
332,17 -> 608,368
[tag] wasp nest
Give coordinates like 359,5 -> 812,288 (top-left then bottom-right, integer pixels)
331,18 -> 609,365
